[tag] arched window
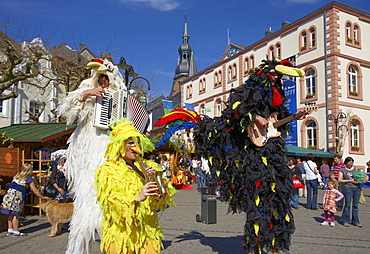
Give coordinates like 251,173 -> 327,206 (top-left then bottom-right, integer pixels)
353,25 -> 358,41
250,56 -> 255,69
310,28 -> 316,47
346,22 -> 351,38
244,57 -> 249,73
305,69 -> 316,96
306,120 -> 317,148
228,66 -> 233,81
214,72 -> 219,86
269,46 -> 274,59
232,63 -> 237,79
189,84 -> 193,97
200,104 -> 205,115
276,43 -> 281,58
302,31 -> 307,49
350,120 -> 359,148
215,98 -> 222,117
348,66 -> 357,93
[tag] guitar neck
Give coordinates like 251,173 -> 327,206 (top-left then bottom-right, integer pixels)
273,112 -> 304,128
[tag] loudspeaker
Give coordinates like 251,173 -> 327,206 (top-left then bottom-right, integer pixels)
200,195 -> 217,224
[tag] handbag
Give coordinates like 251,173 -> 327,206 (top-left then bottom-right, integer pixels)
292,176 -> 304,189
42,177 -> 58,198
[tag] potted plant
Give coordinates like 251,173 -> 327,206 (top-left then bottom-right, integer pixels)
307,145 -> 317,150
347,37 -> 353,42
351,146 -> 360,151
306,93 -> 315,99
301,45 -> 307,50
354,39 -> 360,44
349,91 -> 359,96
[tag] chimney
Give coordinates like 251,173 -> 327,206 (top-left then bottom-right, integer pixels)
281,21 -> 291,29
265,30 -> 274,37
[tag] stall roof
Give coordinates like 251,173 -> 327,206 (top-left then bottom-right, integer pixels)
286,145 -> 333,158
0,123 -> 77,143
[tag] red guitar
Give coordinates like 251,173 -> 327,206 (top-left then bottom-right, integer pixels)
247,105 -> 318,147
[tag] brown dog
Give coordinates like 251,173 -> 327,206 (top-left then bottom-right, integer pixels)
40,198 -> 74,237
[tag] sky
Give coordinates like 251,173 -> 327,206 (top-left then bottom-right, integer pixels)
1,0 -> 370,98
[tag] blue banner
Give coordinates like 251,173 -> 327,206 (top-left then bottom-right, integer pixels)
162,100 -> 173,115
283,80 -> 298,146
184,103 -> 195,111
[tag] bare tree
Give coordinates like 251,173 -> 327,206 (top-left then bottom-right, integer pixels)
0,32 -> 50,101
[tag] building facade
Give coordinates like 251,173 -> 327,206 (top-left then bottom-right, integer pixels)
181,1 -> 370,169
0,38 -> 95,127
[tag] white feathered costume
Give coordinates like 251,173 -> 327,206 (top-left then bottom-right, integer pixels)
57,58 -> 126,254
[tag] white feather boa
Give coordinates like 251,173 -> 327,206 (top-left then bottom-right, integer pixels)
58,79 -> 113,254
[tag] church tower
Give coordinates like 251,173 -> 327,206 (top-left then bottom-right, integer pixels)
171,16 -> 197,95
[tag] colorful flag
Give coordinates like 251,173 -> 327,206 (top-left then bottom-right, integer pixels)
184,103 -> 195,111
162,100 -> 173,115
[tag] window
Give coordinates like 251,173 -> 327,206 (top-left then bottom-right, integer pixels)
232,63 -> 237,79
250,55 -> 255,69
306,120 -> 317,149
228,66 -> 232,81
345,21 -> 361,47
310,28 -> 316,47
276,43 -> 281,58
199,78 -> 206,93
346,22 -> 351,38
348,66 -> 357,93
353,25 -> 358,41
305,69 -> 316,97
301,31 -> 307,49
215,98 -> 222,117
200,104 -> 205,115
350,120 -> 359,148
269,46 -> 275,59
29,101 -> 43,115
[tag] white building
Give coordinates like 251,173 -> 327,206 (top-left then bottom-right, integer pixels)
0,37 -> 58,126
181,1 -> 370,170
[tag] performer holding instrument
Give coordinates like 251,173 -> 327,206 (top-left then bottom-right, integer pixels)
95,119 -> 176,254
58,56 -> 149,254
194,59 -> 309,254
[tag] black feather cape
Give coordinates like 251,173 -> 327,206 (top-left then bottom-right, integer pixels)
194,60 -> 295,253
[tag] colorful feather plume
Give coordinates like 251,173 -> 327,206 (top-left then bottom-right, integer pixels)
154,109 -> 201,148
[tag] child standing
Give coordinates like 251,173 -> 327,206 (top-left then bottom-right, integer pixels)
1,163 -> 46,236
329,171 -> 338,187
321,179 -> 344,227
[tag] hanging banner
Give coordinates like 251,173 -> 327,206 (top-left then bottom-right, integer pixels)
283,79 -> 298,146
162,100 -> 173,115
184,103 -> 195,111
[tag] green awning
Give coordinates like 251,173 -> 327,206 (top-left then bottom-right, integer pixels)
0,123 -> 77,143
286,145 -> 333,158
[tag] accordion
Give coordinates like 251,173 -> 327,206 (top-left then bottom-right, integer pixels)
93,90 -> 149,133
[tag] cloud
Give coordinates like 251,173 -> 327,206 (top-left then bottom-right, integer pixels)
119,0 -> 180,11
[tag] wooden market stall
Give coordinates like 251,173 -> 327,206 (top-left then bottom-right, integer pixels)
0,122 -> 77,217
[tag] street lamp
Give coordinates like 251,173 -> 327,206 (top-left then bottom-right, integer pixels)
327,112 -> 348,153
117,57 -> 138,89
116,57 -> 151,108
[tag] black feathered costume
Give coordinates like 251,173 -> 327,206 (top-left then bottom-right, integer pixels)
194,59 -> 304,253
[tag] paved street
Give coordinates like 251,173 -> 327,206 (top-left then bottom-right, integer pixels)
1,185 -> 369,254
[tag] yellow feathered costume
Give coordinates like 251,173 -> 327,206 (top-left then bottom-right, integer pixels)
95,119 -> 176,254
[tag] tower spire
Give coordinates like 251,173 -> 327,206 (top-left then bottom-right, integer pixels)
172,14 -> 198,95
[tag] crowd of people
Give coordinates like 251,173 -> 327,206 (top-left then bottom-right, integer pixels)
1,57 -> 369,254
289,153 -> 368,228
